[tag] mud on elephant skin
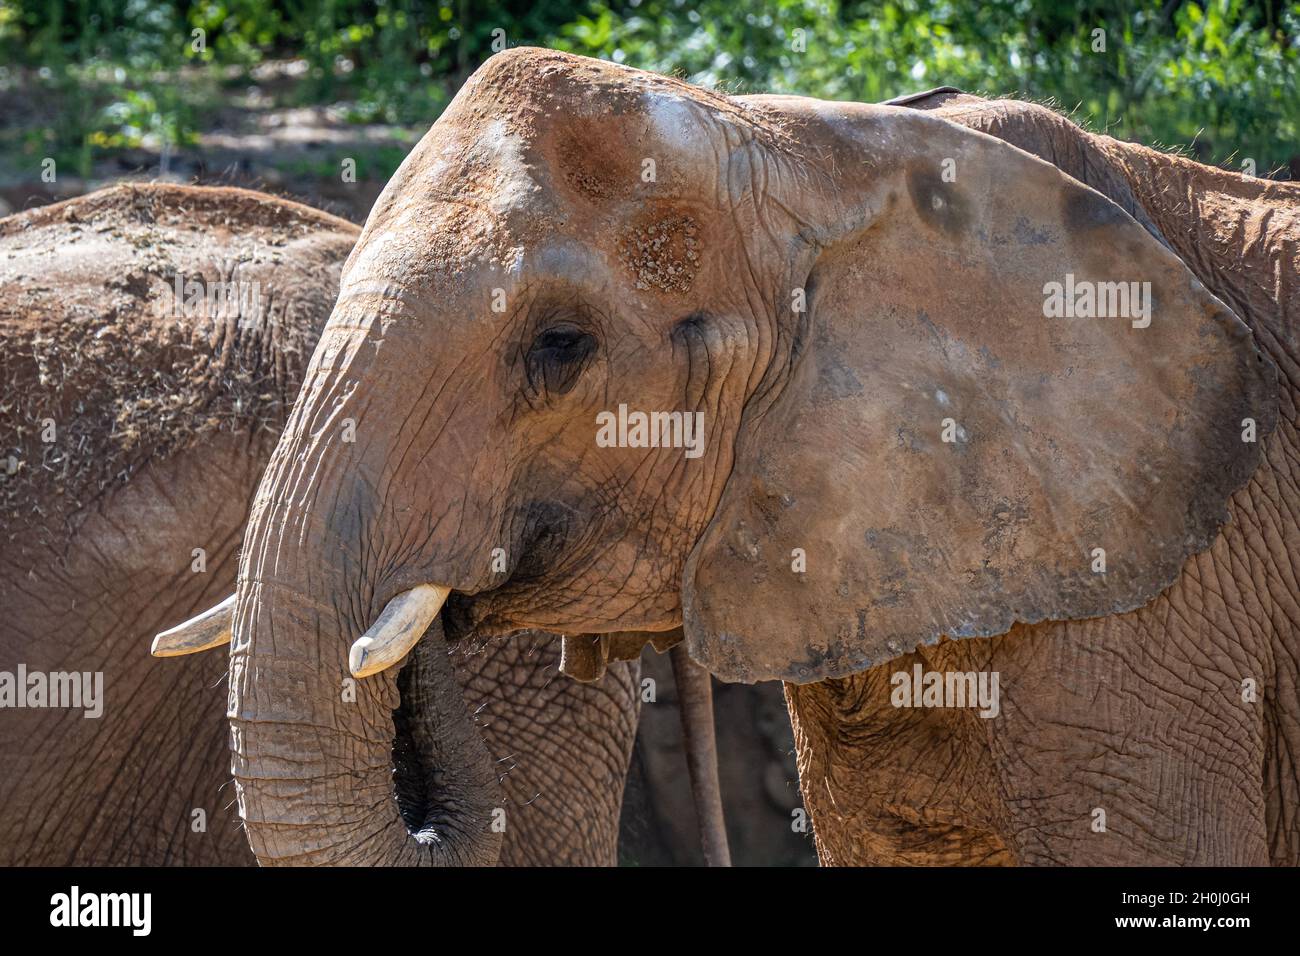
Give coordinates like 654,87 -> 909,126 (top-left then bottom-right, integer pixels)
0,183 -> 642,866
211,46 -> 1283,867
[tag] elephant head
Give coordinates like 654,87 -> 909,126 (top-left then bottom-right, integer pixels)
212,49 -> 1274,864
0,182 -> 658,868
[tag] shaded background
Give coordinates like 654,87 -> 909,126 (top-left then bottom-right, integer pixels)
1,0 -> 1295,864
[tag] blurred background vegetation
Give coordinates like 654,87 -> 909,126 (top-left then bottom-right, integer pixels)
0,0 -> 1296,200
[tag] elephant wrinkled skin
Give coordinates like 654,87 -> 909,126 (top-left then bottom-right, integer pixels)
225,48 -> 1291,866
0,184 -> 641,866
775,90 -> 1300,865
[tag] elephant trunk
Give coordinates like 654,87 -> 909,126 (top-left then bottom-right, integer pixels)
227,440 -> 502,865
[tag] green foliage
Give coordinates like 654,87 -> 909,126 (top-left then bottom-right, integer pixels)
1,0 -> 1296,180
0,0 -> 208,175
556,0 -> 1299,173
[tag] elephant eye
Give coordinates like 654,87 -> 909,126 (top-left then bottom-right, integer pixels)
525,325 -> 596,396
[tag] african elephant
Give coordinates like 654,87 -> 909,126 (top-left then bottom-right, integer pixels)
0,183 -> 650,866
173,47 -> 1288,867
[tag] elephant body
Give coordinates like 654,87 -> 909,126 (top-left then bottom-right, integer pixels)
215,48 -> 1291,868
783,93 -> 1299,867
0,184 -> 640,865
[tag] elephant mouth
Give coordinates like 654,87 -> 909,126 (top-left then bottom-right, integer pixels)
439,590 -> 480,642
389,621 -> 464,843
435,497 -> 582,643
440,589 -> 555,647
438,570 -> 560,647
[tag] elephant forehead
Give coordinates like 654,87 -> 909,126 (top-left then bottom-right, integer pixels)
355,50 -> 805,309
441,48 -> 786,201
402,118 -> 548,220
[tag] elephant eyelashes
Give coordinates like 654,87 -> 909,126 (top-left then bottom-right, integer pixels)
525,325 -> 597,396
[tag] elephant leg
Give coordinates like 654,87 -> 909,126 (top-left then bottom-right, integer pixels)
670,644 -> 731,866
785,654 -> 1015,867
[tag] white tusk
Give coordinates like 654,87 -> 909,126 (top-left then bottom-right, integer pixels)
151,594 -> 235,658
349,584 -> 451,678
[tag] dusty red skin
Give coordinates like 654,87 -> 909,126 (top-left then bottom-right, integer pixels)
735,91 -> 1294,867
780,92 -> 1300,865
0,183 -> 641,866
221,45 -> 1289,869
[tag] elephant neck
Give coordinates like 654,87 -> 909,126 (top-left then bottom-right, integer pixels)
1109,139 -> 1300,417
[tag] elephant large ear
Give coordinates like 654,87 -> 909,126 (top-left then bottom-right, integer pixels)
682,103 -> 1276,684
